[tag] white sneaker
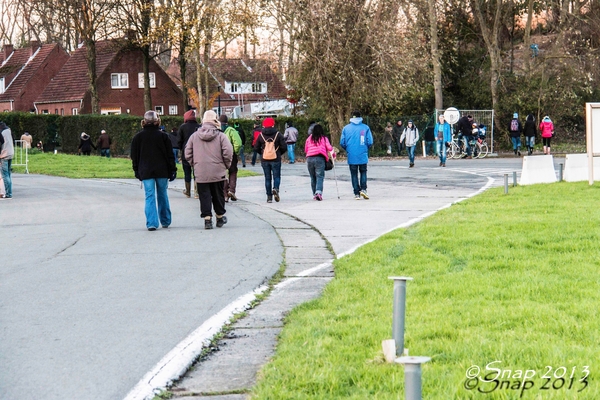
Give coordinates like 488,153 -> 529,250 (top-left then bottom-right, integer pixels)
359,190 -> 369,200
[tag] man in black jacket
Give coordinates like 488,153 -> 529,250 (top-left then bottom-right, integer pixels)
131,111 -> 177,231
457,114 -> 474,158
177,109 -> 201,197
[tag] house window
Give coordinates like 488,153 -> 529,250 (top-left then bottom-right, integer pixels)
138,72 -> 156,89
55,109 -> 59,114
0,77 -> 4,94
60,108 -> 64,115
42,109 -> 49,114
72,108 -> 78,115
155,105 -> 164,115
230,83 -> 238,93
111,73 -> 129,88
252,83 -> 265,93
168,105 -> 178,115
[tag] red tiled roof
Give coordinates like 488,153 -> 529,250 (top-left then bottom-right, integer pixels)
209,58 -> 287,100
0,44 -> 62,102
36,40 -> 122,103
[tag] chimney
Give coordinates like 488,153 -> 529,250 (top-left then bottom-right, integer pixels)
3,44 -> 14,59
29,40 -> 40,56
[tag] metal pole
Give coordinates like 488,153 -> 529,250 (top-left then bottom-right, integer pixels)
559,163 -> 563,182
388,277 -> 412,356
395,356 -> 431,400
504,174 -> 508,194
512,171 -> 517,187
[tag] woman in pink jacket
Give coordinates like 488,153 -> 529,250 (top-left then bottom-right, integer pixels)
539,116 -> 554,155
304,124 -> 333,201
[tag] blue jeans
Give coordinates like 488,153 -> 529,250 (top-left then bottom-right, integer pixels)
251,151 -> 259,165
407,146 -> 416,164
463,135 -> 474,156
307,156 -> 325,195
437,140 -> 447,164
287,143 -> 296,163
100,148 -> 111,158
261,160 -> 281,196
426,141 -> 436,156
173,148 -> 180,163
143,178 -> 171,229
349,164 -> 367,195
525,136 -> 534,148
511,137 -> 521,151
1,158 -> 12,197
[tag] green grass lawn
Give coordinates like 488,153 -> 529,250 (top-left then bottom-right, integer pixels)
11,152 -> 258,179
252,182 -> 600,399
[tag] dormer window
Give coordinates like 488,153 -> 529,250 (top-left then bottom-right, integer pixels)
0,77 -> 4,94
111,73 -> 129,89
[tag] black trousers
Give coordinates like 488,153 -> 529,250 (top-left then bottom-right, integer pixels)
197,181 -> 226,218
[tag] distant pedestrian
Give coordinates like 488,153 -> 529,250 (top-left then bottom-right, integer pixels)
304,124 -> 333,201
169,127 -> 180,163
78,132 -> 96,155
130,111 -> 177,231
392,120 -> 403,156
0,121 -> 14,199
254,117 -> 287,203
234,122 -> 247,167
340,110 -> 373,200
97,129 -> 112,158
284,122 -> 299,163
185,110 -> 233,230
509,113 -> 523,156
457,114 -> 474,158
400,120 -> 419,168
434,114 -> 452,167
20,131 -> 32,149
424,126 -> 436,156
539,116 -> 554,155
177,109 -> 201,198
220,114 -> 242,202
523,114 -> 537,155
384,122 -> 393,155
250,123 -> 261,166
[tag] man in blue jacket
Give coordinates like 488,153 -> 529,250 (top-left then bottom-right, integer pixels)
340,110 -> 373,199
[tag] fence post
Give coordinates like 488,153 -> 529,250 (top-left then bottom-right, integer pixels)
504,174 -> 509,194
395,356 -> 431,400
512,171 -> 517,187
559,163 -> 564,182
388,276 -> 413,356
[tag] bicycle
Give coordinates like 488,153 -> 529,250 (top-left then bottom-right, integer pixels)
448,134 -> 488,159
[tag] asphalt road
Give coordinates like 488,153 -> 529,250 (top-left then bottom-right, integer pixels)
0,175 -> 281,400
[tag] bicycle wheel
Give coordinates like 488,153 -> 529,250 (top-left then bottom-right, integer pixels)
448,142 -> 457,159
477,142 -> 489,158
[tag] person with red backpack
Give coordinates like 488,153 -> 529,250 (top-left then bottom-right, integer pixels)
509,113 -> 523,156
253,117 -> 287,203
250,123 -> 261,166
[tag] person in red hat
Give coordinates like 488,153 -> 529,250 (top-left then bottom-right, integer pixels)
253,117 -> 287,202
177,109 -> 201,198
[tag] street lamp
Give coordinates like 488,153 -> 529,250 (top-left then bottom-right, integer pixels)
217,85 -> 222,116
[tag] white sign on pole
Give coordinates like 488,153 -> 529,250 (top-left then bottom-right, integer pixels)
443,107 -> 460,125
585,103 -> 600,185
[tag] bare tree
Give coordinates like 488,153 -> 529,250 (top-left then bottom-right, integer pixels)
427,0 -> 444,109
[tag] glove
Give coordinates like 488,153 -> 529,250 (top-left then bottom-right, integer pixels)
169,171 -> 177,182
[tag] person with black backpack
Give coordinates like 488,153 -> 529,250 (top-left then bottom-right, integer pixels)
253,117 -> 287,203
509,112 -> 523,156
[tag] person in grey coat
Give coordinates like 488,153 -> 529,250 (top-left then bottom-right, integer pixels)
0,121 -> 14,198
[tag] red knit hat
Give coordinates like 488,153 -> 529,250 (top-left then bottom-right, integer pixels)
262,117 -> 275,128
184,109 -> 196,123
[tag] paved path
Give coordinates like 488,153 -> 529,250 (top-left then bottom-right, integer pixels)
0,175 -> 281,400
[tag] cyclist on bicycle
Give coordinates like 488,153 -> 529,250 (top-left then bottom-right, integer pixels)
457,114 -> 474,159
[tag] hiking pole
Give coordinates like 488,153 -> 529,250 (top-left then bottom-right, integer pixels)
332,162 -> 341,199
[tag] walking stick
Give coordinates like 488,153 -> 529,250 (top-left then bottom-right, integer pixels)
332,157 -> 340,199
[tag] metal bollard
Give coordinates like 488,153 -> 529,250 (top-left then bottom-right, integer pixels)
559,163 -> 564,182
395,356 -> 431,400
512,171 -> 517,187
504,174 -> 508,194
388,276 -> 413,356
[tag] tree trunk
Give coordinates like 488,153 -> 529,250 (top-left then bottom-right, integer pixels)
523,0 -> 534,74
179,34 -> 189,113
203,41 -> 211,115
195,50 -> 205,113
85,39 -> 100,114
427,0 -> 443,110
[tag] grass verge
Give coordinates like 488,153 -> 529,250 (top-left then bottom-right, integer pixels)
11,152 -> 259,179
252,182 -> 600,399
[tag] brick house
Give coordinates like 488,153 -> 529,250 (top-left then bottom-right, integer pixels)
0,42 -> 69,112
167,57 -> 288,117
35,40 -> 183,116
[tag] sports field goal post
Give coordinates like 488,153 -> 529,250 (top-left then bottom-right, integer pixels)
435,109 -> 495,155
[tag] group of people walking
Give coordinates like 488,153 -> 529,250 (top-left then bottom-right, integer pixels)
508,113 -> 555,156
